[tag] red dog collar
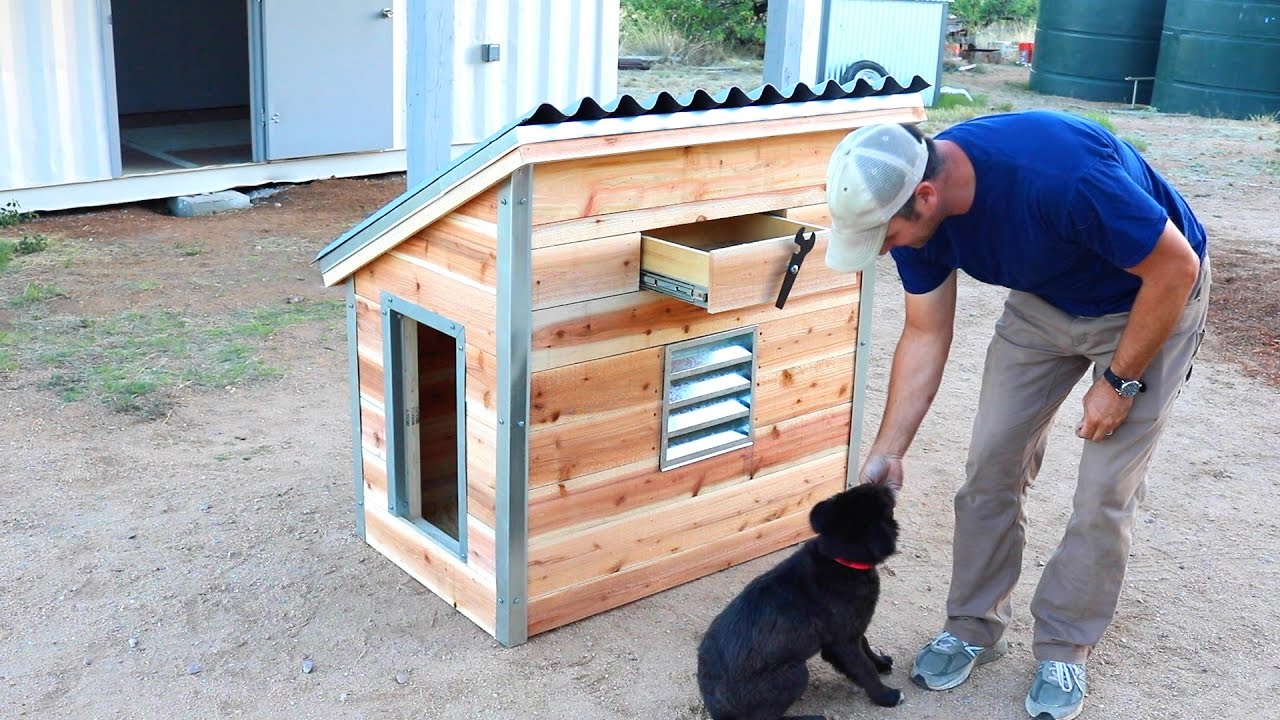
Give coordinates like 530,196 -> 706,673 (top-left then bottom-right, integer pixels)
834,558 -> 875,571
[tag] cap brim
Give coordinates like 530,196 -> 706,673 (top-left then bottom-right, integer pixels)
825,223 -> 886,273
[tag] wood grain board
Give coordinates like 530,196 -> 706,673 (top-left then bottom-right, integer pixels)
526,451 -> 844,598
532,232 -> 640,310
528,405 -> 661,487
754,351 -> 858,427
781,203 -> 833,228
755,303 -> 860,371
526,504 -> 818,636
530,284 -> 859,372
529,347 -> 663,428
354,253 -> 497,356
530,130 -> 848,225
364,486 -> 497,635
528,402 -> 853,537
531,186 -> 827,249
391,214 -> 498,289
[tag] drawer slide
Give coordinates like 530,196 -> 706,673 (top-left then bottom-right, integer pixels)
641,270 -> 709,307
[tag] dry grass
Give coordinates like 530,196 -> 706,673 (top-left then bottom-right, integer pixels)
619,12 -> 727,67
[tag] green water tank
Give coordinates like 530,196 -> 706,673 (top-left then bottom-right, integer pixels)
1152,0 -> 1280,119
1030,0 -> 1168,104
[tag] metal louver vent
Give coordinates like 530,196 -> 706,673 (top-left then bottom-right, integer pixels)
660,327 -> 758,471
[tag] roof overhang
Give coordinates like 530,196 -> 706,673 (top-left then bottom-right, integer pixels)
315,77 -> 931,287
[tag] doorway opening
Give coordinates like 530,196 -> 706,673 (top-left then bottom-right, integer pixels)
385,297 -> 468,558
110,1 -> 254,175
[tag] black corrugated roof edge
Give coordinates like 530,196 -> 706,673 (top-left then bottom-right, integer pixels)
315,75 -> 930,271
522,75 -> 931,125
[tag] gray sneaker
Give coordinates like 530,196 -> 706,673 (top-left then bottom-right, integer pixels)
1024,660 -> 1087,720
910,630 -> 1008,690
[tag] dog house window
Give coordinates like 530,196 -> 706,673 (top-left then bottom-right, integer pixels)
381,293 -> 467,559
660,327 -> 758,470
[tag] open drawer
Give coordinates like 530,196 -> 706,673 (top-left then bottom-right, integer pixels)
639,214 -> 857,313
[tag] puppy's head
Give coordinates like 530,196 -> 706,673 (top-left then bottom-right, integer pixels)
808,483 -> 898,565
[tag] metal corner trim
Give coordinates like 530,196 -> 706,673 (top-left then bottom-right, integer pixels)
846,263 -> 878,488
346,280 -> 367,540
494,164 -> 533,647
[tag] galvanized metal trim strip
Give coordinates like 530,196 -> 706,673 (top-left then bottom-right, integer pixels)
98,0 -> 122,178
846,264 -> 878,488
495,164 -> 533,647
313,129 -> 521,273
347,280 -> 366,540
381,300 -> 405,515
248,0 -> 268,163
379,290 -> 469,561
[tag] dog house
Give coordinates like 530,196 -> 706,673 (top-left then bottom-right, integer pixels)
314,78 -> 928,646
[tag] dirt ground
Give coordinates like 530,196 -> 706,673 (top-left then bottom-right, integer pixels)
2,64 -> 1278,719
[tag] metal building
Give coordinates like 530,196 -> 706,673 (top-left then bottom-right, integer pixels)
0,0 -> 619,212
765,0 -> 947,106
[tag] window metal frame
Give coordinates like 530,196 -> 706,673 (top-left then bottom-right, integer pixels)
380,291 -> 469,561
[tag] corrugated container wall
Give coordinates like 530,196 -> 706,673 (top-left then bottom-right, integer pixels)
452,0 -> 620,151
821,0 -> 947,106
0,0 -> 116,190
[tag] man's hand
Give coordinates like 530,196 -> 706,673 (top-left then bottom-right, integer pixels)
860,454 -> 905,495
1075,376 -> 1134,441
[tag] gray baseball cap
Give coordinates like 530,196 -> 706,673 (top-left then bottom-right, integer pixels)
824,123 -> 929,272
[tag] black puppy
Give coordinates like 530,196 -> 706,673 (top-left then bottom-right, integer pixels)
696,483 -> 902,720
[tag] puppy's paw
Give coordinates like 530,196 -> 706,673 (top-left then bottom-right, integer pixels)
873,654 -> 894,674
873,687 -> 903,708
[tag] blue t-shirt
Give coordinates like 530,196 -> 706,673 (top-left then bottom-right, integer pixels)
890,110 -> 1206,317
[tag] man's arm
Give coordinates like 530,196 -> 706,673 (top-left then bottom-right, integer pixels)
1076,220 -> 1201,441
860,270 -> 958,492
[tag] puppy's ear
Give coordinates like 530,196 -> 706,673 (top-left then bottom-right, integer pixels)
809,497 -> 834,534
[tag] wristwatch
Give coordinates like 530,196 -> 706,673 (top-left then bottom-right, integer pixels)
1103,366 -> 1146,398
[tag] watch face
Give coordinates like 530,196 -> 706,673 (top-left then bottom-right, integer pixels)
1119,380 -> 1141,398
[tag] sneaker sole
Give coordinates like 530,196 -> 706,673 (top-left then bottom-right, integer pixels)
910,638 -> 1009,691
1025,696 -> 1083,720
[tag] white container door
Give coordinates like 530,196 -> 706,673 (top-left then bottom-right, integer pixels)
0,0 -> 119,190
254,0 -> 394,160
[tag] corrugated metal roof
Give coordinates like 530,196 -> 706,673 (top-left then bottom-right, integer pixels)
520,75 -> 929,125
314,76 -> 930,274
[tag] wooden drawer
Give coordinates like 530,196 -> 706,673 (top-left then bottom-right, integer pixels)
639,214 -> 856,313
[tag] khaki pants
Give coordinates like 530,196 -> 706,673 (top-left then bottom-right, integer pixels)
943,259 -> 1211,664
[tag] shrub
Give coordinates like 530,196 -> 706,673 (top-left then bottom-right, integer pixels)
0,200 -> 36,228
952,0 -> 1038,30
16,233 -> 48,255
622,0 -> 766,52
